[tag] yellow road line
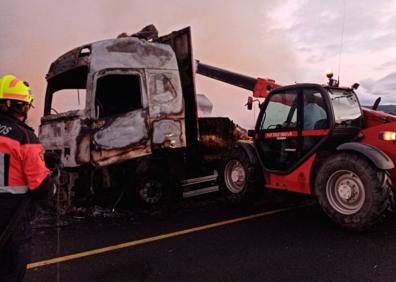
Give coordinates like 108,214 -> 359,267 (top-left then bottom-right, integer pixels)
27,204 -> 311,269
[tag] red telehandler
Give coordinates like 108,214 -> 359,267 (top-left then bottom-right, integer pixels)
197,62 -> 396,231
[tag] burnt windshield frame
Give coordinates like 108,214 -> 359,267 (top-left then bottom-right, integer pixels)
44,66 -> 88,116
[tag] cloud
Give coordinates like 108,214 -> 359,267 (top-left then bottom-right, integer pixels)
376,58 -> 396,70
272,0 -> 396,64
359,71 -> 396,104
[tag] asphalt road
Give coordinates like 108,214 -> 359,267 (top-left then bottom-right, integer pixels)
25,191 -> 396,282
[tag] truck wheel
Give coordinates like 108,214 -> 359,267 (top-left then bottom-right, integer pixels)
315,152 -> 392,231
219,148 -> 261,204
135,168 -> 170,206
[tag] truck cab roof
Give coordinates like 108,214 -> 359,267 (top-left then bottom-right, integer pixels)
46,36 -> 179,81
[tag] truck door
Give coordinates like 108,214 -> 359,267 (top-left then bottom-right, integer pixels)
90,70 -> 152,167
255,87 -> 329,172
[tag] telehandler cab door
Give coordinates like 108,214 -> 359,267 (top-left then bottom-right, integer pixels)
255,85 -> 330,172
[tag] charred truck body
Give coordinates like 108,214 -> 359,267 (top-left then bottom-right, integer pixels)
39,27 -> 245,208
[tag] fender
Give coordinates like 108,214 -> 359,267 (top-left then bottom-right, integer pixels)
337,142 -> 394,170
235,140 -> 261,167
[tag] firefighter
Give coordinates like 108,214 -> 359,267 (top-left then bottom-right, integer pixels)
0,74 -> 53,282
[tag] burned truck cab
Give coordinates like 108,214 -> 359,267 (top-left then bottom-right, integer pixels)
40,33 -> 187,168
39,27 -> 244,208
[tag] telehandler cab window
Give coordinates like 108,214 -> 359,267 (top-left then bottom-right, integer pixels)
328,89 -> 362,125
301,89 -> 329,155
95,74 -> 142,118
256,90 -> 299,171
303,90 -> 328,130
260,92 -> 298,130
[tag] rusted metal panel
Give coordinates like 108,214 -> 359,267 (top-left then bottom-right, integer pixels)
39,110 -> 89,167
90,38 -> 178,73
41,109 -> 83,122
93,110 -> 149,149
76,134 -> 91,163
156,27 -> 198,150
91,145 -> 151,167
46,46 -> 91,80
152,119 -> 185,148
147,71 -> 183,117
147,69 -> 186,149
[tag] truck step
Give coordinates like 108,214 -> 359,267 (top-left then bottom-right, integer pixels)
180,171 -> 218,187
181,171 -> 219,198
182,185 -> 219,198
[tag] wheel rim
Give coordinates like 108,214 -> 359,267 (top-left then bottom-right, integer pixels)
224,160 -> 246,193
326,170 -> 365,215
138,179 -> 163,204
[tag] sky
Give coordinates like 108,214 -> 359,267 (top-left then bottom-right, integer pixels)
1,0 -> 396,129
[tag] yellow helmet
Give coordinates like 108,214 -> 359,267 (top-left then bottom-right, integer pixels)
0,74 -> 34,104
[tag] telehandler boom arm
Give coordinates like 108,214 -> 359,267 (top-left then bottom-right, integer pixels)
196,61 -> 280,98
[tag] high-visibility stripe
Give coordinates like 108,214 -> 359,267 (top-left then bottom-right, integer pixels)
3,92 -> 28,100
0,153 -> 9,186
9,79 -> 21,88
0,154 -> 4,186
4,154 -> 9,186
0,186 -> 28,194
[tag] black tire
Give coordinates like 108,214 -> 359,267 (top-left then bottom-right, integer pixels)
219,148 -> 262,204
315,152 -> 392,231
135,167 -> 171,206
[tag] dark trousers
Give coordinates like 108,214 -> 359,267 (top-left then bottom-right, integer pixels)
0,195 -> 33,282
0,237 -> 31,282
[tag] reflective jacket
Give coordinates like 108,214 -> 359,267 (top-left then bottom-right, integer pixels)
0,113 -> 49,194
0,113 -> 51,242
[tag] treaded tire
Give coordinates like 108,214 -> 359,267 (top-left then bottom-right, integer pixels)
315,152 -> 391,231
219,148 -> 262,204
135,167 -> 171,206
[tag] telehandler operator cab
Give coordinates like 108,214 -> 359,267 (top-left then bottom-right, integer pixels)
254,84 -> 362,172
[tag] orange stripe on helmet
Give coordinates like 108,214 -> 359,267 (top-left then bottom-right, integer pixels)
3,92 -> 28,100
9,79 -> 21,88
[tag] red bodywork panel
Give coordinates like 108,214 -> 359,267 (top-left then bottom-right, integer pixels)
360,107 -> 396,185
362,107 -> 396,127
264,154 -> 316,194
302,129 -> 329,136
261,108 -> 396,195
253,78 -> 281,98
